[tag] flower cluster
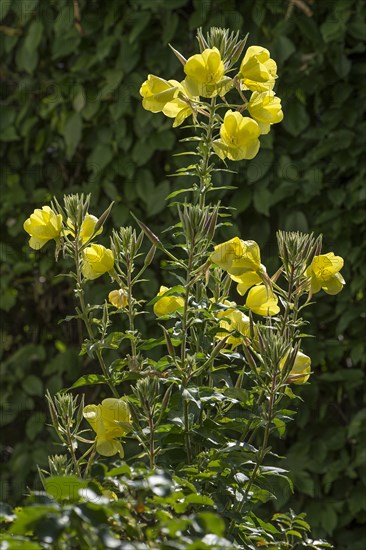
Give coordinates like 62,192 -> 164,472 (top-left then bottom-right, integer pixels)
23,205 -> 114,281
140,44 -> 283,161
210,236 -> 279,316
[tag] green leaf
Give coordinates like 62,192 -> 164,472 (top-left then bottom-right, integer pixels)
16,20 -> 43,74
87,143 -> 113,172
10,506 -> 57,535
65,374 -> 107,392
22,374 -> 43,396
45,476 -> 87,502
63,112 -> 82,159
283,100 -> 310,137
26,412 -> 46,440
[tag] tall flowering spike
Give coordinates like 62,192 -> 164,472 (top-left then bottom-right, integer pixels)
81,243 -> 114,280
210,237 -> 261,276
238,46 -> 278,92
248,91 -> 283,134
184,47 -> 232,98
306,253 -> 345,295
83,398 -> 131,457
246,284 -> 280,316
140,75 -> 178,113
153,286 -> 184,317
280,351 -> 311,385
213,110 -> 260,161
24,206 -> 63,250
215,300 -> 251,348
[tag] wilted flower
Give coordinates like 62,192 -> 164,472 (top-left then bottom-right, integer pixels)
246,284 -> 279,316
81,244 -> 114,280
83,398 -> 131,457
239,46 -> 277,92
215,301 -> 251,348
140,75 -> 178,113
306,252 -> 345,295
213,110 -> 260,161
280,350 -> 311,385
184,47 -> 232,98
248,91 -> 283,134
210,237 -> 261,276
23,206 -> 62,250
108,289 -> 128,309
153,286 -> 184,316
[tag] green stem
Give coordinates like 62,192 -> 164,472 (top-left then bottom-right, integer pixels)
126,256 -> 137,360
74,245 -> 119,399
229,370 -> 277,536
198,97 -> 217,208
148,412 -> 155,469
65,421 -> 81,477
184,398 -> 192,463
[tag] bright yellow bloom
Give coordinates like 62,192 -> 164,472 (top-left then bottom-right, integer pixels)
162,80 -> 196,127
306,253 -> 345,295
213,110 -> 260,161
216,300 -> 251,348
83,398 -> 131,457
210,237 -> 261,277
81,244 -> 114,280
246,284 -> 280,316
280,351 -> 311,385
140,75 -> 178,113
23,206 -> 62,250
247,91 -> 283,134
230,271 -> 263,295
153,286 -> 184,316
184,47 -> 232,98
65,214 -> 102,244
108,289 -> 128,309
239,46 -> 277,92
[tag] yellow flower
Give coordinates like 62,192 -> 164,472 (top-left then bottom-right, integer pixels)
247,91 -> 283,134
280,351 -> 311,385
162,80 -> 196,127
81,244 -> 114,280
246,284 -> 280,316
210,237 -> 261,277
108,289 -> 128,309
306,253 -> 345,295
184,47 -> 232,98
65,214 -> 102,244
239,46 -> 277,92
216,300 -> 251,348
213,110 -> 260,161
23,206 -> 62,250
140,75 -> 178,113
153,286 -> 184,316
230,271 -> 263,295
83,398 -> 131,457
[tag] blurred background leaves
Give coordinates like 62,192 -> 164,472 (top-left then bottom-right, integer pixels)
1,0 -> 365,546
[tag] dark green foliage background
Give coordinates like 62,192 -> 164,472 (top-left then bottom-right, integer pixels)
1,0 -> 365,546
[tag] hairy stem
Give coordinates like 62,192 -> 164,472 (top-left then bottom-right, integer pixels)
74,244 -> 119,398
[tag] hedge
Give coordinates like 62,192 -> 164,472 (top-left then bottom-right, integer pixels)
1,0 -> 365,546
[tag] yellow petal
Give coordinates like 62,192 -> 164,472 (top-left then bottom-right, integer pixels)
322,273 -> 345,295
246,284 -> 279,316
231,271 -> 262,295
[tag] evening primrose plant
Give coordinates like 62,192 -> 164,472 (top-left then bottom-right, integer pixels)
13,28 -> 342,549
